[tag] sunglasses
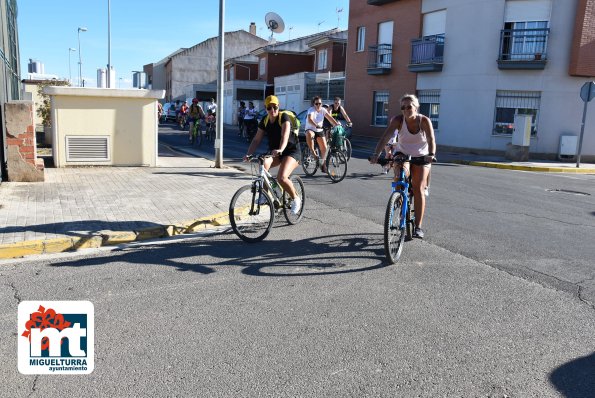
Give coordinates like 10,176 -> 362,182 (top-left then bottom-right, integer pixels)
314,102 -> 322,105
401,104 -> 414,111
266,105 -> 278,111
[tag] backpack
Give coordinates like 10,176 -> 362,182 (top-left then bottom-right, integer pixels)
263,110 -> 300,137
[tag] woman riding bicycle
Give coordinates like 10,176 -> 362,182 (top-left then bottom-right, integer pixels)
369,94 -> 436,239
305,96 -> 339,173
243,95 -> 302,215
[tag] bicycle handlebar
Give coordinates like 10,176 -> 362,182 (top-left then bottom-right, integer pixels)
369,154 -> 437,166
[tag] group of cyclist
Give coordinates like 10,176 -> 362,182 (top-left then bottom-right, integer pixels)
237,101 -> 259,140
243,93 -> 436,239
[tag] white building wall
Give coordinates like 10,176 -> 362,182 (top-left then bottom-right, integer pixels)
418,0 -> 594,157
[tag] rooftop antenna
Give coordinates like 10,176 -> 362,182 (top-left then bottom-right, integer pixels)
317,20 -> 325,32
265,12 -> 285,43
288,26 -> 294,40
336,8 -> 343,28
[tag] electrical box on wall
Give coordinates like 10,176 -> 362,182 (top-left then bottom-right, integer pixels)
559,135 -> 577,160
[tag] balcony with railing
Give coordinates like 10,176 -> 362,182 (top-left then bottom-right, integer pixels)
367,44 -> 392,75
498,28 -> 549,70
408,34 -> 444,72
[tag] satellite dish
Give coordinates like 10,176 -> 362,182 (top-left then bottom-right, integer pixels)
265,12 -> 285,41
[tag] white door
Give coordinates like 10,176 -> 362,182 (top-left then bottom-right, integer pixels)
276,94 -> 287,110
224,96 -> 234,125
287,92 -> 302,113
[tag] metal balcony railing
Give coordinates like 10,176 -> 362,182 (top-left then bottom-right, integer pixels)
498,28 -> 549,69
409,34 -> 444,72
367,44 -> 392,75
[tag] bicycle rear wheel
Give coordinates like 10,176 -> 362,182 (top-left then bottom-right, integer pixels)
229,185 -> 274,243
326,150 -> 347,183
384,191 -> 406,264
301,146 -> 319,176
283,175 -> 305,224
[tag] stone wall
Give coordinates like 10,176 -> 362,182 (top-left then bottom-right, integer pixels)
4,101 -> 44,182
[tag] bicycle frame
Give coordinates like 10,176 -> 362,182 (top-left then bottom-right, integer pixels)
385,155 -> 412,230
249,156 -> 283,212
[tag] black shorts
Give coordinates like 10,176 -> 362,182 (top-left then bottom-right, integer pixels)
277,143 -> 301,163
394,151 -> 431,166
306,129 -> 325,138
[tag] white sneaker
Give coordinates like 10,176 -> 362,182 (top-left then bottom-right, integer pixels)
290,197 -> 302,215
382,165 -> 389,174
424,186 -> 430,197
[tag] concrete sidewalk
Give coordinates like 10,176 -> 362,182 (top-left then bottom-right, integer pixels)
0,147 -> 250,259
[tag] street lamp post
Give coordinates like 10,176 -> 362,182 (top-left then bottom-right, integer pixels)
215,0 -> 225,168
68,48 -> 76,84
107,0 -> 111,88
77,27 -> 88,87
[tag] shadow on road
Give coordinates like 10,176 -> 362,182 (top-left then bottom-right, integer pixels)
50,232 -> 388,277
549,351 -> 595,397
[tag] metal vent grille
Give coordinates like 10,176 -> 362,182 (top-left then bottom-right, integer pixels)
66,136 -> 110,162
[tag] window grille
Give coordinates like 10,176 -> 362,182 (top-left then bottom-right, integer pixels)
493,90 -> 541,135
372,91 -> 390,126
417,90 -> 440,131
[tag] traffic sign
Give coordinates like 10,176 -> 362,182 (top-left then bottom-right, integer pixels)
580,81 -> 595,102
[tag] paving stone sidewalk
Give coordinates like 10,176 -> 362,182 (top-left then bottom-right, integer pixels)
0,150 -> 249,258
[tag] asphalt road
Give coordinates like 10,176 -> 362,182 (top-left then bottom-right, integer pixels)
1,123 -> 594,397
161,122 -> 595,305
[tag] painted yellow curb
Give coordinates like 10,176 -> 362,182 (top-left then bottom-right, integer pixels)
454,160 -> 595,173
0,212 -> 233,261
44,238 -> 75,254
0,240 -> 45,258
102,231 -> 138,245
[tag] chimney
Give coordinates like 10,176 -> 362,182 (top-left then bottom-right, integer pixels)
249,22 -> 256,35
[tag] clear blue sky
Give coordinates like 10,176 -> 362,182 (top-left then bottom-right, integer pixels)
18,0 -> 349,88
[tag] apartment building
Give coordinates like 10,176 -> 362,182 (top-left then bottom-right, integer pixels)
0,0 -> 20,182
346,0 -> 595,159
144,30 -> 267,102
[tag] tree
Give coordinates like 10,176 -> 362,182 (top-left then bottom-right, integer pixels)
36,80 -> 70,127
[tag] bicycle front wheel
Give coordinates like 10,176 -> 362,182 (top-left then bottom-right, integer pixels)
301,146 -> 319,176
384,191 -> 406,264
229,185 -> 274,243
283,175 -> 305,224
326,150 -> 347,183
342,138 -> 352,162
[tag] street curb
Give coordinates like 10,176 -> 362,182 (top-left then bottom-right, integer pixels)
452,160 -> 595,174
0,212 -> 232,261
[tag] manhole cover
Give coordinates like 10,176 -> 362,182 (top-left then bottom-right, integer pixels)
546,188 -> 590,196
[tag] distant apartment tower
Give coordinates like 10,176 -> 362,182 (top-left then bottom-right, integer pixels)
133,72 -> 146,89
97,67 -> 116,88
27,59 -> 44,74
97,68 -> 106,88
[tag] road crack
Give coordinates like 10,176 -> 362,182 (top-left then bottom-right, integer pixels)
7,280 -> 22,305
28,375 -> 39,397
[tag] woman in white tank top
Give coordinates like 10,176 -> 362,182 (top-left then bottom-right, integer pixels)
370,94 -> 436,239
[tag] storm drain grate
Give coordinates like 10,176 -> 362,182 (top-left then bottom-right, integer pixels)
546,189 -> 590,196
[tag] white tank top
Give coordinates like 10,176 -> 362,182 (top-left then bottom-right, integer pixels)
395,116 -> 429,157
